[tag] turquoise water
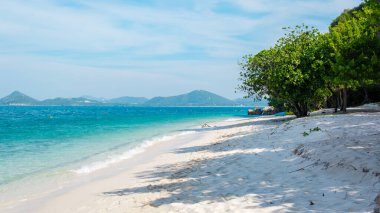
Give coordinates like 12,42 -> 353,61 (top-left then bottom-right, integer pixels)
0,106 -> 251,187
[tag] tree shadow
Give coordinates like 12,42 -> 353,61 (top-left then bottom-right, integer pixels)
102,128 -> 368,211
103,152 -> 301,209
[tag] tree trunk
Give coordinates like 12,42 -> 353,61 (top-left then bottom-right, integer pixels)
293,102 -> 308,117
342,86 -> 348,112
334,92 -> 338,113
362,87 -> 369,104
333,89 -> 339,113
328,87 -> 338,113
293,103 -> 302,117
303,103 -> 309,116
339,89 -> 344,111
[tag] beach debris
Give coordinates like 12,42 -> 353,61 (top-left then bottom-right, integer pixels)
350,165 -> 357,170
202,123 -> 211,128
289,162 -> 316,173
293,144 -> 305,155
321,162 -> 330,170
149,202 -> 160,208
147,184 -> 164,191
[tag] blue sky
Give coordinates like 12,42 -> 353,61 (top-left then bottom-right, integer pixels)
0,0 -> 361,99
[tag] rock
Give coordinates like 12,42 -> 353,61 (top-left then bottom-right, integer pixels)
248,108 -> 262,115
262,106 -> 275,115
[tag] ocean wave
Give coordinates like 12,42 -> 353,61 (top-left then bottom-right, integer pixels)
73,131 -> 195,174
224,117 -> 246,122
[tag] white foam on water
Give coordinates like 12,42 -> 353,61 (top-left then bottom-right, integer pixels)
73,131 -> 195,174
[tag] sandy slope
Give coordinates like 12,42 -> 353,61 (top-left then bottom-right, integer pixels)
6,111 -> 380,213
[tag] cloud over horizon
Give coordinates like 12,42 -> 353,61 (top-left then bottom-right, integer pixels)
0,0 -> 361,99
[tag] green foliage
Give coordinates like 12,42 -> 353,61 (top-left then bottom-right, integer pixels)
267,97 -> 287,112
329,10 -> 379,88
239,0 -> 379,116
327,0 -> 380,110
330,4 -> 365,27
239,25 -> 331,117
310,127 -> 321,132
303,127 -> 321,136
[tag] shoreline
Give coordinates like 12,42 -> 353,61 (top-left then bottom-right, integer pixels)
1,116 -> 256,212
2,112 -> 380,212
0,111 -> 252,208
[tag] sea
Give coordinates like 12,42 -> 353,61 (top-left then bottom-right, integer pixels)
0,106 -> 252,196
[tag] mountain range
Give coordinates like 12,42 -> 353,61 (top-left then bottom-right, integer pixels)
0,90 -> 267,107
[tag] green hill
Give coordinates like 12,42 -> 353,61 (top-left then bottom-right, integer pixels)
40,97 -> 101,106
0,90 -> 264,106
0,91 -> 39,105
144,90 -> 235,106
108,96 -> 148,105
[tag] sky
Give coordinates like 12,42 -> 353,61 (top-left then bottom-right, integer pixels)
0,0 -> 361,100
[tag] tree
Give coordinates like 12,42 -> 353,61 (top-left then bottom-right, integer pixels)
239,0 -> 379,116
239,25 -> 331,117
328,0 -> 380,111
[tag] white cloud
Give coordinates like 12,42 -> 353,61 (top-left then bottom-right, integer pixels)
230,0 -> 359,15
0,0 -> 362,98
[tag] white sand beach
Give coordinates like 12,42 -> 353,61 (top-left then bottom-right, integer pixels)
3,109 -> 380,212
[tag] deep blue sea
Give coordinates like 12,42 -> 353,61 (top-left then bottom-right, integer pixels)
0,106 -> 251,188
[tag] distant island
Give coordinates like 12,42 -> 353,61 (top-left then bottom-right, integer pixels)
0,90 -> 268,107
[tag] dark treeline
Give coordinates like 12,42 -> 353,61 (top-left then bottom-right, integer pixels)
239,0 -> 380,117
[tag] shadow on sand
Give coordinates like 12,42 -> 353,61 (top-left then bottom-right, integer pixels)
102,115 -> 368,211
